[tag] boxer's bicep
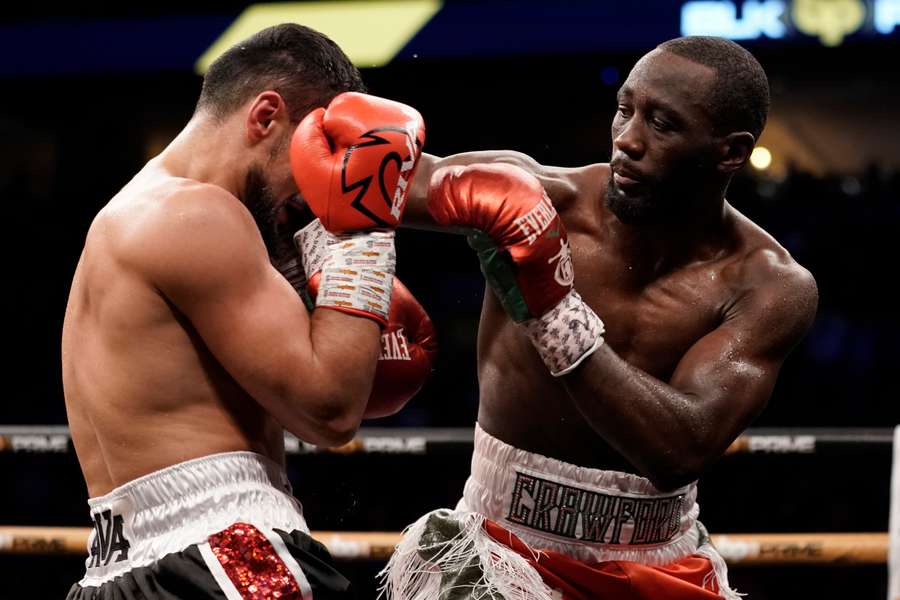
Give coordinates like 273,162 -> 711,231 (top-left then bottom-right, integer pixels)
133,193 -> 344,438
669,265 -> 818,453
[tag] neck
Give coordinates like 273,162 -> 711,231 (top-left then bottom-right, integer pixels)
603,185 -> 730,277
155,113 -> 248,199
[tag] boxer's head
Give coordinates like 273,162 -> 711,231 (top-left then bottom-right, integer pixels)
606,36 -> 769,226
194,23 -> 365,255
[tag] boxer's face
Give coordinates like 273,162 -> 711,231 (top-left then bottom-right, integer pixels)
243,165 -> 285,258
606,50 -> 721,225
244,128 -> 297,260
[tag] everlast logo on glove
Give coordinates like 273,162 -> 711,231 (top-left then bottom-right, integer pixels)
514,196 -> 557,245
87,509 -> 131,568
381,327 -> 412,361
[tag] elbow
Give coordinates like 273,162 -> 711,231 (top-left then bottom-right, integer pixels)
641,423 -> 721,491
301,387 -> 368,448
313,413 -> 360,447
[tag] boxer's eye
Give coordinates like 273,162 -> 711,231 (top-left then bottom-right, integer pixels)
651,118 -> 670,132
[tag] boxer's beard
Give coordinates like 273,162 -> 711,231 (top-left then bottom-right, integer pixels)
605,157 -> 710,226
243,166 -> 288,260
605,174 -> 673,226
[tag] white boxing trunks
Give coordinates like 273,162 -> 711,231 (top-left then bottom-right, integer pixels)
382,424 -> 739,600
66,451 -> 351,600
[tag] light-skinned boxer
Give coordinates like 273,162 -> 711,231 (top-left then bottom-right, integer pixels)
62,23 -> 434,600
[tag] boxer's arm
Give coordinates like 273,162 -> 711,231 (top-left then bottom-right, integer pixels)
561,252 -> 818,491
135,188 -> 380,447
404,152 -> 590,229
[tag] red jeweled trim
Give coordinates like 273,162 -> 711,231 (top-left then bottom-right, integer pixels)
208,523 -> 302,599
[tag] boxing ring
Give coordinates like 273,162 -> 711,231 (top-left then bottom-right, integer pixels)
0,526 -> 890,566
2,425 -> 898,597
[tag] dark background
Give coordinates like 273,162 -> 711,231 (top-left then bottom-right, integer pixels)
1,1 -> 898,598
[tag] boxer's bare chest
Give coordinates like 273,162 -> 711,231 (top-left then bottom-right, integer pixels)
565,227 -> 729,379
477,186 -> 740,470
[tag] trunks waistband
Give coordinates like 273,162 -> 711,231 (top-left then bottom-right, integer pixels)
81,451 -> 307,587
459,423 -> 701,564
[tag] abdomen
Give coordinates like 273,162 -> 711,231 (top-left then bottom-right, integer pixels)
476,294 -> 636,473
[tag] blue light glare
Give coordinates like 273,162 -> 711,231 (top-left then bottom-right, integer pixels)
601,66 -> 620,86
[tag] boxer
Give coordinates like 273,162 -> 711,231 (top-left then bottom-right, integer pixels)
62,24 -> 433,600
384,36 -> 818,599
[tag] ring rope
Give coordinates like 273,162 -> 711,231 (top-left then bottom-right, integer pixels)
0,426 -> 893,455
0,526 -> 888,565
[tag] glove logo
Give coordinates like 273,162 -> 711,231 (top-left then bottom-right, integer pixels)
381,326 -> 412,361
514,196 -> 557,245
549,238 -> 575,287
341,126 -> 423,228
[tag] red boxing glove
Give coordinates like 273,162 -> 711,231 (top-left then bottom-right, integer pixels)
427,163 -> 574,321
290,92 -> 426,232
308,275 -> 437,417
289,93 -> 425,323
427,164 -> 605,377
366,278 -> 438,418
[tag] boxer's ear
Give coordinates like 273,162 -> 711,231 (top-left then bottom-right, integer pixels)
246,91 -> 286,144
717,131 -> 755,174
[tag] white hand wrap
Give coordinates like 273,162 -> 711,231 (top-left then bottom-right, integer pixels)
521,289 -> 605,376
294,218 -> 335,278
295,219 -> 395,323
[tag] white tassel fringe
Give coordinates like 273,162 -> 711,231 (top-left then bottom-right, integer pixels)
379,509 -> 557,600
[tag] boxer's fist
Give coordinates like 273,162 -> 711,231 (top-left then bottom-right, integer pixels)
290,218 -> 393,324
309,275 -> 437,416
428,164 -> 604,376
366,278 -> 437,418
427,164 -> 574,322
290,92 -> 425,232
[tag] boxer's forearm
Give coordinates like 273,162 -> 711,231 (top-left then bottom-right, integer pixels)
561,345 -> 716,491
403,153 -> 444,229
403,151 -> 573,230
292,310 -> 381,445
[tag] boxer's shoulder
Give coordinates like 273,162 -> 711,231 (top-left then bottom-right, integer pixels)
103,174 -> 265,287
733,245 -> 817,311
138,174 -> 247,227
574,162 -> 608,203
95,168 -> 244,239
720,204 -> 818,324
549,162 -> 606,226
725,204 -> 812,278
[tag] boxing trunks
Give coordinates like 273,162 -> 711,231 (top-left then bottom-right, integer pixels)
66,451 -> 351,600
382,424 -> 740,599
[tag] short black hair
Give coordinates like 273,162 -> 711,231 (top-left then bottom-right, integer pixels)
196,23 -> 366,122
657,36 -> 770,141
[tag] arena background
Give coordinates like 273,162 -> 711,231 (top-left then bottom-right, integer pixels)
1,1 -> 899,598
